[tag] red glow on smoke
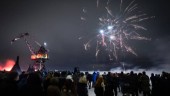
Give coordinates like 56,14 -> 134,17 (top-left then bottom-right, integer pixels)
0,59 -> 15,71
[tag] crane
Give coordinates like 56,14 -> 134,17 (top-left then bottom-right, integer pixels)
11,33 -> 49,71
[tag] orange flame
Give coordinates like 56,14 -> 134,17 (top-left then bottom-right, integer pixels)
0,59 -> 15,71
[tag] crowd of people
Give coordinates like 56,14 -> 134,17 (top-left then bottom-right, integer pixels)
0,69 -> 170,96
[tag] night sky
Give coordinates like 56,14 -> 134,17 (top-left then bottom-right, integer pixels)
0,0 -> 170,71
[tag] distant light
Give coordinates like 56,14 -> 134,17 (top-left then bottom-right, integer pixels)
107,26 -> 113,30
110,35 -> 116,40
99,30 -> 104,34
44,42 -> 47,46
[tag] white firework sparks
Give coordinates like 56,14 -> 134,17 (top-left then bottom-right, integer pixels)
81,0 -> 153,60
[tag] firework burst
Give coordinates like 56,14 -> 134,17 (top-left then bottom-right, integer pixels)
81,0 -> 154,60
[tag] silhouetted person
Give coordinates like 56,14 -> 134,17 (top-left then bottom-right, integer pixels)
112,73 -> 119,96
77,73 -> 88,96
94,75 -> 105,96
141,71 -> 150,96
86,73 -> 92,89
0,71 -> 19,96
47,77 -> 61,96
25,73 -> 44,96
104,72 -> 114,96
